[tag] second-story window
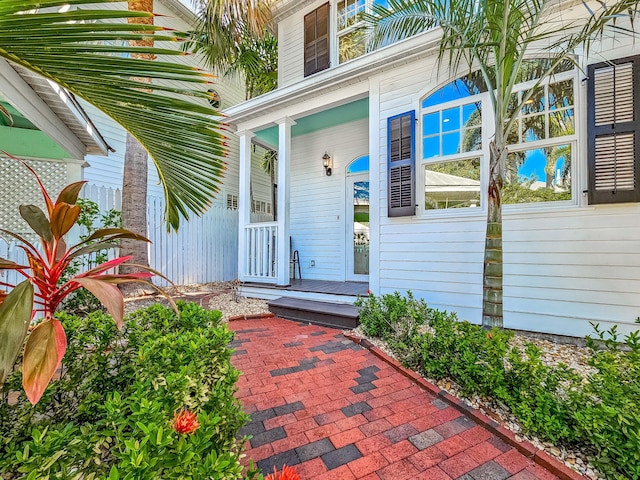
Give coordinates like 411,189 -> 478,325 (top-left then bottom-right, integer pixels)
304,3 -> 330,77
336,0 -> 388,65
337,0 -> 366,63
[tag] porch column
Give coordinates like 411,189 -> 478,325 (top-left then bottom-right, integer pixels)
237,129 -> 254,282
275,117 -> 296,286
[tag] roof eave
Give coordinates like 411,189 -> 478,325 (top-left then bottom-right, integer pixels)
223,28 -> 442,126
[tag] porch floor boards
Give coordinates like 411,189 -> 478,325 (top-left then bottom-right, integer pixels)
243,279 -> 369,297
267,297 -> 360,330
242,280 -> 367,329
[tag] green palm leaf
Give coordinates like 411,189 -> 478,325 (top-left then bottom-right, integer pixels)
0,0 -> 227,230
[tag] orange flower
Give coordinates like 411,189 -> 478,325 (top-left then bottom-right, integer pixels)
264,465 -> 300,480
171,409 -> 200,435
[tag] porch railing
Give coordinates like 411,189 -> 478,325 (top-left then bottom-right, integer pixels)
244,222 -> 278,281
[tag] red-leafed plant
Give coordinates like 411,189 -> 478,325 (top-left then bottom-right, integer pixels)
264,465 -> 300,480
0,158 -> 160,404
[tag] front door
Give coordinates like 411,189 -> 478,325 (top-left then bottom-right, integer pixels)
346,173 -> 369,281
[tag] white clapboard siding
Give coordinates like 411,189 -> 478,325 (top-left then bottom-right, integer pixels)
278,12 -> 305,87
289,118 -> 369,281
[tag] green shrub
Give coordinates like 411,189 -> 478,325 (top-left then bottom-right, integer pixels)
504,344 -> 578,443
355,291 -> 428,340
0,302 -> 257,479
568,324 -> 640,479
356,292 -> 640,480
410,315 -> 513,396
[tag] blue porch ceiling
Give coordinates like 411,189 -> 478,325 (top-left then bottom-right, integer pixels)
254,97 -> 369,148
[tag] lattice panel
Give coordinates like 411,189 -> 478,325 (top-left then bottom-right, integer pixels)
0,157 -> 69,239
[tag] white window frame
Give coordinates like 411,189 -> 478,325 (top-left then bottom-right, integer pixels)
503,70 -> 578,211
226,193 -> 239,210
417,69 -> 580,218
418,91 -> 491,218
333,0 -> 373,66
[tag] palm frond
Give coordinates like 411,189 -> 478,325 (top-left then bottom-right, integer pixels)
184,0 -> 276,99
0,0 -> 228,230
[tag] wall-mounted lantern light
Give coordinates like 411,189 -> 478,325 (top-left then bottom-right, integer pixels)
322,152 -> 333,176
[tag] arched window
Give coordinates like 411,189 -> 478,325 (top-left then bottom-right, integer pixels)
419,64 -> 576,212
346,155 -> 369,175
421,79 -> 486,211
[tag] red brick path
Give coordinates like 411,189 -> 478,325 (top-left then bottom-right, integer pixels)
230,318 -> 560,480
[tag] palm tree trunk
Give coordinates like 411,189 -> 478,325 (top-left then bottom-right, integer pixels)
482,139 -> 504,328
121,134 -> 149,267
120,0 -> 153,295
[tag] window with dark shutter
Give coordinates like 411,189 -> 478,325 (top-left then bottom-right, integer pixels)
387,111 -> 416,217
587,55 -> 640,204
304,3 -> 330,77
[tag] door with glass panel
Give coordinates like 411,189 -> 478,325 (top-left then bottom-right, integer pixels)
346,156 -> 369,281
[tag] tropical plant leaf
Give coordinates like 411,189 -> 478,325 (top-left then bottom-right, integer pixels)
80,228 -> 150,245
22,318 -> 66,404
74,278 -> 124,328
0,229 -> 39,256
50,203 -> 81,239
0,104 -> 12,125
94,273 -> 154,282
66,242 -> 118,262
78,255 -> 134,277
0,0 -> 228,230
55,181 -> 86,206
55,237 -> 67,263
0,257 -> 27,270
19,205 -> 52,242
0,280 -> 34,387
125,262 -> 175,286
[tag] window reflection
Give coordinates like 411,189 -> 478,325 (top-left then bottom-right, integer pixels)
503,145 -> 572,204
419,63 -> 576,211
425,158 -> 481,209
509,79 -> 575,145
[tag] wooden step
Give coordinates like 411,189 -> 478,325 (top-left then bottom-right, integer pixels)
267,297 -> 359,330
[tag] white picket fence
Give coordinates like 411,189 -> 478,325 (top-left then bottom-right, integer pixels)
147,196 -> 240,286
1,185 -> 246,290
0,239 -> 28,295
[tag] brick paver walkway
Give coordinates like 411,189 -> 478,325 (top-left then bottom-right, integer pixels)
230,318 -> 559,480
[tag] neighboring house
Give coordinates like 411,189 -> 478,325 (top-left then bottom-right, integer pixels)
0,60 -> 110,237
226,0 -> 640,337
1,0 -> 272,285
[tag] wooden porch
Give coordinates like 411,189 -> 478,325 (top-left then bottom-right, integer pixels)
239,279 -> 369,329
240,279 -> 368,301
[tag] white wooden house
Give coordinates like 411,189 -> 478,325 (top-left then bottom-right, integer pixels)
227,0 -> 640,337
0,60 -> 109,237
